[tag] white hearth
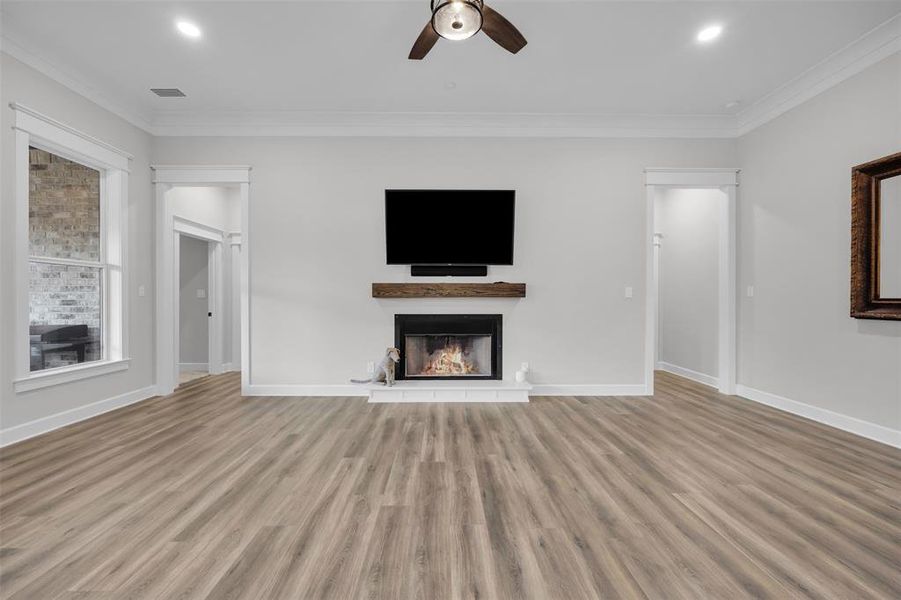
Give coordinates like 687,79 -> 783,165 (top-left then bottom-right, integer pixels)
367,380 -> 531,403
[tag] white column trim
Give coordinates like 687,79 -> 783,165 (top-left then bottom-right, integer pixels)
238,183 -> 251,393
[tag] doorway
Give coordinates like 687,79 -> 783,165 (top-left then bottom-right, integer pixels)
654,189 -> 722,388
178,235 -> 212,384
153,166 -> 250,396
644,169 -> 739,396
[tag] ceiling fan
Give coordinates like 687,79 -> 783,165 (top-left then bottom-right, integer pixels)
409,0 -> 527,60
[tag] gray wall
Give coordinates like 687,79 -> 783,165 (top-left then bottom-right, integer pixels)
152,137 -> 738,387
179,236 -> 209,366
737,53 -> 901,431
656,188 -> 721,379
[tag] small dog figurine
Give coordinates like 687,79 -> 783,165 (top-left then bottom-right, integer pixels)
351,347 -> 401,386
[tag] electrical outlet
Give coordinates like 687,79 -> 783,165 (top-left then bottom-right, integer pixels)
196,289 -> 206,299
521,362 -> 530,373
367,361 -> 375,374
138,285 -> 146,297
625,286 -> 634,299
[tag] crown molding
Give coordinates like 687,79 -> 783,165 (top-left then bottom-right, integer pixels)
736,14 -> 901,136
1,35 -> 155,134
150,110 -> 737,138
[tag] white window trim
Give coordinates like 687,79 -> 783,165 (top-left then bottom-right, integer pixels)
12,103 -> 131,393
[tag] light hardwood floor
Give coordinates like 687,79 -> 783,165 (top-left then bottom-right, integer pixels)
1,372 -> 899,599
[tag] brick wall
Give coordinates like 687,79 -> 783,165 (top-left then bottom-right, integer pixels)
29,148 -> 102,367
29,147 -> 100,260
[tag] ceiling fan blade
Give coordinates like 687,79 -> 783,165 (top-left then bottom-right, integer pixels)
481,5 -> 527,54
409,20 -> 439,60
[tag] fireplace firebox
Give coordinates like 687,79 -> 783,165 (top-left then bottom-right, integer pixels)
394,314 -> 502,381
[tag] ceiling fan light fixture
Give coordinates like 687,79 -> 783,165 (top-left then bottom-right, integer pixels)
431,0 -> 483,41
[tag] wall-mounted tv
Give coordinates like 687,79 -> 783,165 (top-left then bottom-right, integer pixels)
385,190 -> 515,266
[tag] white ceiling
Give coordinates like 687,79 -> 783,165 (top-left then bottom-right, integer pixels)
2,1 -> 899,136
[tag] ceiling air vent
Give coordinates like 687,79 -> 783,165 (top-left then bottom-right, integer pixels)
150,88 -> 186,98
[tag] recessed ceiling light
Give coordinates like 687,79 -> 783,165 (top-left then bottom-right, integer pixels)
176,20 -> 202,39
697,25 -> 723,43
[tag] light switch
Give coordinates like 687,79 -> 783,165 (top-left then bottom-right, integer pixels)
625,286 -> 633,299
197,289 -> 207,299
367,361 -> 375,374
138,285 -> 146,297
746,285 -> 755,298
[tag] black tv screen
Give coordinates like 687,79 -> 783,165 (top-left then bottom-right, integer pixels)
385,190 -> 515,265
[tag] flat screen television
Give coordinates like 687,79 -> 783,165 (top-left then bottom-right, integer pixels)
385,190 -> 515,265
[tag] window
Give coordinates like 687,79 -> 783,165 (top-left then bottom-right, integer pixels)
13,104 -> 130,392
28,148 -> 104,372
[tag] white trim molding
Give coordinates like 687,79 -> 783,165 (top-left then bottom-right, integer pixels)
656,362 -> 718,389
737,14 -> 901,136
174,216 -> 226,244
14,359 -> 130,393
0,384 -> 157,448
644,168 -> 739,397
644,168 -> 740,188
151,165 -> 252,185
736,385 -> 901,449
10,103 -> 133,168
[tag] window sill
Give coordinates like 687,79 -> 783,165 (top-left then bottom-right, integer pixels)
14,359 -> 131,393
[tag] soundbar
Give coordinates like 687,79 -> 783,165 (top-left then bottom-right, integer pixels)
411,265 -> 488,277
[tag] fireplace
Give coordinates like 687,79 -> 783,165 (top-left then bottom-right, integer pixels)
395,314 -> 502,381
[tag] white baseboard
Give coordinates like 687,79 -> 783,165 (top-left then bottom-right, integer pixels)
0,385 -> 159,448
736,384 -> 900,449
243,383 -> 648,398
179,363 -> 209,373
529,384 -> 648,396
656,361 -> 718,388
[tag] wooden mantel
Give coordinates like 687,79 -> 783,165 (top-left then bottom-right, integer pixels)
372,282 -> 526,298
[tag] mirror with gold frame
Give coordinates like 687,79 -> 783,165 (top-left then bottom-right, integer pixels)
851,151 -> 901,320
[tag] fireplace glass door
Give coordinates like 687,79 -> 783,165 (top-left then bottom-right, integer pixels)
395,314 -> 502,380
404,334 -> 492,378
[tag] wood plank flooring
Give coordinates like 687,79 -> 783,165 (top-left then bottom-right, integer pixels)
1,371 -> 899,599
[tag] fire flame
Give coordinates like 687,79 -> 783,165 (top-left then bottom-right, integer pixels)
421,343 -> 477,375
